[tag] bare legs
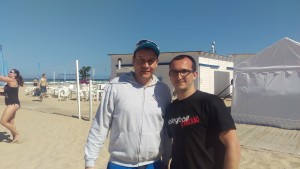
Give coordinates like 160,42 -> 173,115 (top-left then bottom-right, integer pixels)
0,104 -> 20,143
40,87 -> 47,101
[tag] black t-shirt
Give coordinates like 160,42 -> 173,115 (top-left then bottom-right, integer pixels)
165,90 -> 236,169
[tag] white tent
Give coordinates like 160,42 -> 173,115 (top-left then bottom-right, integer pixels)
232,37 -> 300,129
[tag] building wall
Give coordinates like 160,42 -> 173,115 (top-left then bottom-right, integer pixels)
109,51 -> 233,97
198,53 -> 233,97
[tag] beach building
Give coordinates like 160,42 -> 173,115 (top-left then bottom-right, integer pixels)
110,51 -> 236,97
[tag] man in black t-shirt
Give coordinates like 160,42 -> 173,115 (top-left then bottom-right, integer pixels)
165,55 -> 240,169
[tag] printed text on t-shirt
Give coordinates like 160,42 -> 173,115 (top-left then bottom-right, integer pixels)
168,115 -> 200,127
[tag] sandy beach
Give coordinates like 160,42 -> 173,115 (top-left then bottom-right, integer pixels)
0,86 -> 300,169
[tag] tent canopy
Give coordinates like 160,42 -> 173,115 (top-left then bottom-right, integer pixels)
232,37 -> 300,129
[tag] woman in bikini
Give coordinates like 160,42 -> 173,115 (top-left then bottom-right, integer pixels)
0,69 -> 24,143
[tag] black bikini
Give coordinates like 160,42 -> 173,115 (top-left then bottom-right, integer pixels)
4,84 -> 20,106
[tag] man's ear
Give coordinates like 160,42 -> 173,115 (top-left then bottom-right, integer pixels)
193,71 -> 198,80
132,55 -> 135,64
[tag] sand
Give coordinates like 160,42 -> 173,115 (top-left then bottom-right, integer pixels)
0,86 -> 300,169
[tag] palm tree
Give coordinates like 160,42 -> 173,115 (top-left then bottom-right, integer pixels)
79,66 -> 91,83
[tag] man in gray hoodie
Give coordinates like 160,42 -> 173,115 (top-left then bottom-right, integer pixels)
85,40 -> 172,169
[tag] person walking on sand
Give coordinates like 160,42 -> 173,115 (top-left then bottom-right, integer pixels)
39,73 -> 48,101
0,69 -> 24,143
84,40 -> 172,169
165,55 -> 240,169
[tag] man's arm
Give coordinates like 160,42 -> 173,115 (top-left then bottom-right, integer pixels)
219,129 -> 241,169
84,86 -> 113,168
161,88 -> 172,168
161,122 -> 172,168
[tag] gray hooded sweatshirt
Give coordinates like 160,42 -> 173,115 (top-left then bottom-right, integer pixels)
85,71 -> 172,167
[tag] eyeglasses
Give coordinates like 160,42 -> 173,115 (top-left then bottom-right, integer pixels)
9,71 -> 16,74
136,40 -> 159,49
169,69 -> 194,77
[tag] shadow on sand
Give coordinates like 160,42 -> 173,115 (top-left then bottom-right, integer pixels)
0,131 -> 12,143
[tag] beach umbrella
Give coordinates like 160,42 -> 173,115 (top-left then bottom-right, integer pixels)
0,45 -> 4,75
0,45 -> 4,86
3,61 -> 8,76
0,46 -> 8,84
37,63 -> 41,78
64,70 -> 66,81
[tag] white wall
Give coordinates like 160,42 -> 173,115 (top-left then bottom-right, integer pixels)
198,54 -> 233,97
110,51 -> 234,97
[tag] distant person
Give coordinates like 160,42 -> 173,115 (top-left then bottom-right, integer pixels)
0,69 -> 24,143
84,40 -> 172,169
39,73 -> 48,101
33,87 -> 41,97
165,55 -> 240,169
33,78 -> 38,87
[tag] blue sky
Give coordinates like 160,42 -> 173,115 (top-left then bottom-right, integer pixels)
1,0 -> 299,79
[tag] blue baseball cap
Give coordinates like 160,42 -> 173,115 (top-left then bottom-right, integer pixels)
134,39 -> 160,56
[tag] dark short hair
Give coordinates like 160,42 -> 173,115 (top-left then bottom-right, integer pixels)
169,55 -> 196,71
